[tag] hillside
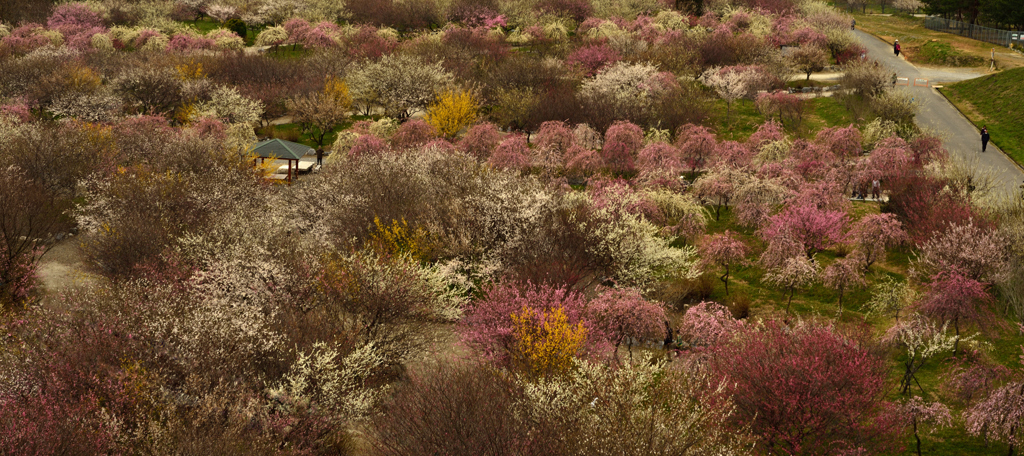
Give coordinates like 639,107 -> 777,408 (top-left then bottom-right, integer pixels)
941,66 -> 1024,166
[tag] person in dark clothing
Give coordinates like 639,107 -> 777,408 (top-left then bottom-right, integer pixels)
851,19 -> 856,30
981,127 -> 990,152
316,148 -> 324,165
894,40 -> 901,56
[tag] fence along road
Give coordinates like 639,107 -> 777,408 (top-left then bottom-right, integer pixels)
923,16 -> 1024,48
854,29 -> 1024,196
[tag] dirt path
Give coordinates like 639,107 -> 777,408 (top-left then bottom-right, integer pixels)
36,236 -> 105,307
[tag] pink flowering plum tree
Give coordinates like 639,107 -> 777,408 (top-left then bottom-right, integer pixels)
814,124 -> 863,160
303,21 -> 340,48
565,145 -> 604,179
283,18 -> 311,47
391,119 -> 437,150
676,124 -> 717,174
535,121 -> 575,158
965,382 -> 1024,456
566,43 -> 621,77
755,91 -> 804,130
760,204 -> 848,257
869,137 -> 915,183
46,3 -> 105,51
900,396 -> 953,456
167,33 -> 216,52
458,122 -> 502,161
637,142 -> 682,178
763,254 -> 819,316
692,166 -> 743,221
847,213 -> 908,269
747,120 -> 785,153
1,24 -> 51,54
710,322 -> 902,455
677,301 -> 742,349
699,231 -> 749,296
586,287 -> 667,359
919,269 -> 995,355
488,134 -> 531,172
341,25 -> 399,60
821,252 -> 866,314
601,121 -> 643,174
918,219 -> 1009,283
714,140 -> 755,169
348,135 -> 389,159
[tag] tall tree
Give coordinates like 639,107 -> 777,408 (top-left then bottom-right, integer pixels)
710,323 -> 902,455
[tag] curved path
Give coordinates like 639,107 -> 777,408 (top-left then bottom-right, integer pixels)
854,30 -> 1024,195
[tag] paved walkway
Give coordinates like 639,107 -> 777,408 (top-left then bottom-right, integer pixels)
854,30 -> 1024,195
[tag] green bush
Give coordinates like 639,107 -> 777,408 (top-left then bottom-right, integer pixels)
919,41 -> 985,66
224,18 -> 247,39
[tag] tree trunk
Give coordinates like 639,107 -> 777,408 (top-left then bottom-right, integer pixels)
914,417 -> 922,456
954,318 -> 961,356
722,265 -> 730,296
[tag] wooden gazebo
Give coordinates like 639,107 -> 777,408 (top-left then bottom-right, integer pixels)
252,138 -> 314,184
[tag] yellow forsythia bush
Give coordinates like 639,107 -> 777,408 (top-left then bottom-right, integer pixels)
510,305 -> 587,378
425,89 -> 478,139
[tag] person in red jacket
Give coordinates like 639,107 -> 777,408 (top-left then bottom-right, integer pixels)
894,40 -> 901,57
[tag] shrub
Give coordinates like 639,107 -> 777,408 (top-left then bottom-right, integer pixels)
391,119 -> 438,149
727,293 -> 751,319
586,287 -> 667,356
488,134 -> 530,171
459,282 -> 608,366
224,18 -> 247,40
537,0 -> 594,22
510,305 -> 589,377
601,121 -> 643,174
566,43 -> 621,77
349,135 -> 389,159
458,122 -> 502,160
370,363 -> 528,456
425,89 -> 478,139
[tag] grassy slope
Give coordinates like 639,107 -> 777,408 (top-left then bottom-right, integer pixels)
849,12 -> 1024,70
940,66 -> 1024,166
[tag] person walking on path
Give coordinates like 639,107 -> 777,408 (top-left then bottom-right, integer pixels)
981,127 -> 990,153
893,39 -> 901,57
851,19 -> 856,30
871,179 -> 881,200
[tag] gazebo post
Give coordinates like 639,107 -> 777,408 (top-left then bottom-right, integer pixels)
288,159 -> 293,184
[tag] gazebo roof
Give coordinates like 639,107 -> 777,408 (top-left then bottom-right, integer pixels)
252,138 -> 313,161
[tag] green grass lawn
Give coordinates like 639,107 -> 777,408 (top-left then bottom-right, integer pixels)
177,17 -> 259,45
708,95 -> 859,142
940,66 -> 1024,167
